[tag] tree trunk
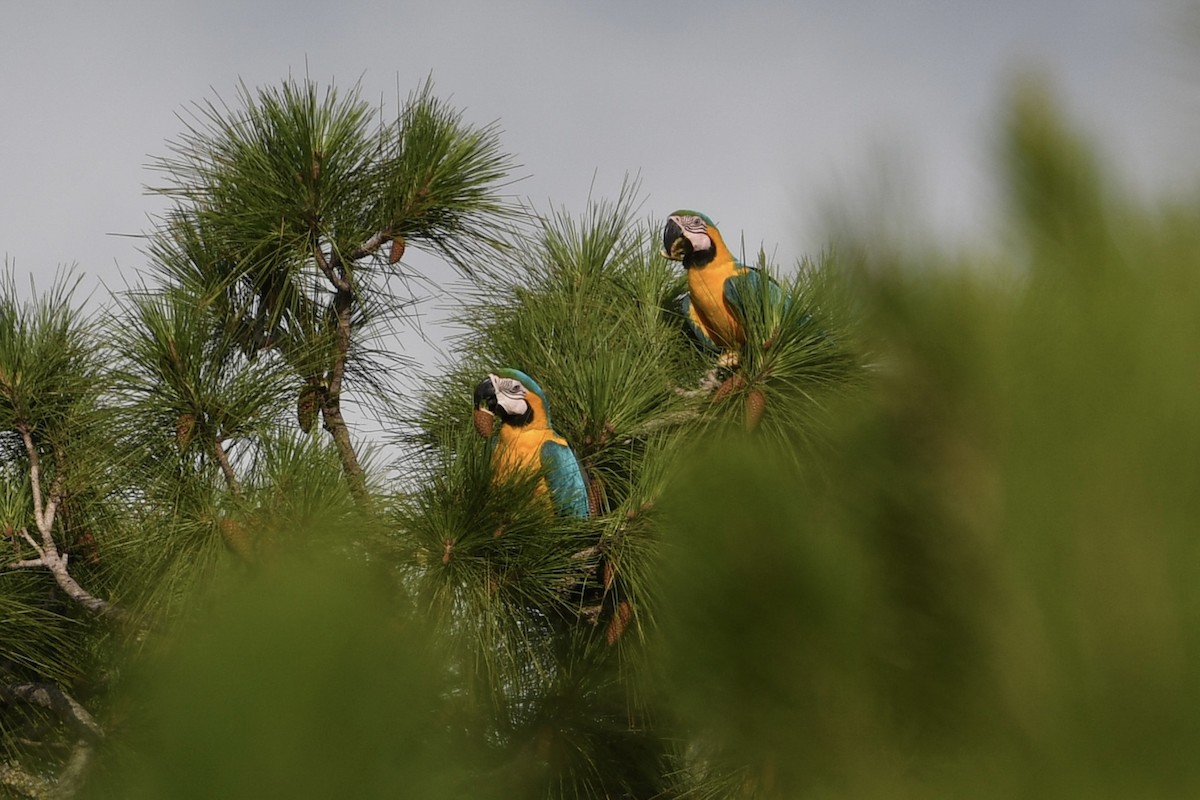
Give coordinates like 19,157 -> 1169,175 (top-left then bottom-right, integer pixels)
323,287 -> 370,506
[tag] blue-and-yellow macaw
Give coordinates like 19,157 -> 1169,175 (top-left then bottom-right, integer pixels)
662,210 -> 781,357
473,369 -> 590,518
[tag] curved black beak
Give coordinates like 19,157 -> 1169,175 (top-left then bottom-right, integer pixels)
474,376 -> 498,414
662,217 -> 684,260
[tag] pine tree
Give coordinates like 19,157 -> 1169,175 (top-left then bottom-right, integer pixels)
0,271 -> 125,797
388,183 -> 863,797
144,76 -> 519,503
1,75 -> 522,796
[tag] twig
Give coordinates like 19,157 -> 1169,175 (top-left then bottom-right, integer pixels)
348,230 -> 390,262
19,527 -> 42,555
212,438 -> 243,498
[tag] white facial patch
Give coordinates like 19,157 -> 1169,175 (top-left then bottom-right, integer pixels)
491,374 -> 529,417
683,228 -> 712,252
674,215 -> 713,253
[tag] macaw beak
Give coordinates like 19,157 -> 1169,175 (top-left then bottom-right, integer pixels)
662,217 -> 691,261
473,376 -> 498,415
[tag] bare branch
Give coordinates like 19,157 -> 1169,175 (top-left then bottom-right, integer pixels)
0,683 -> 103,741
18,527 -> 43,556
319,287 -> 370,505
16,423 -> 46,535
314,245 -> 352,293
42,445 -> 68,534
571,546 -> 601,561
7,558 -> 46,570
0,761 -> 53,798
212,438 -> 243,498
50,741 -> 94,800
9,432 -> 127,621
0,683 -> 103,800
348,230 -> 389,262
40,557 -> 126,621
49,743 -> 94,800
326,289 -> 353,400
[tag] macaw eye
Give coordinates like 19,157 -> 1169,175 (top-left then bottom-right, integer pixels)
498,379 -> 523,395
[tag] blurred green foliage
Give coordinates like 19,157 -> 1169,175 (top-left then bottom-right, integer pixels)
6,75 -> 1200,800
656,80 -> 1200,798
83,549 -> 466,800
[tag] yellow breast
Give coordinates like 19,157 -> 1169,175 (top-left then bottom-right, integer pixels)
687,259 -> 745,349
493,426 -> 566,496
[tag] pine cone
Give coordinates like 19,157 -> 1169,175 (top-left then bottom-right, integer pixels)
220,518 -> 254,562
297,384 -> 320,433
606,600 -> 633,646
744,389 -> 767,432
176,412 -> 196,451
388,235 -> 406,265
73,530 -> 101,566
587,475 -> 605,517
712,372 -> 746,402
473,408 -> 495,438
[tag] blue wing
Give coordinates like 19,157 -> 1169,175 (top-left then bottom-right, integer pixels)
540,440 -> 590,518
679,293 -> 721,352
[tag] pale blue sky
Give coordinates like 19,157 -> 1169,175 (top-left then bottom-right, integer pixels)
2,1 -> 1196,365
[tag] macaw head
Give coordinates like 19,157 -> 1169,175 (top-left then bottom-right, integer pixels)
473,368 -> 552,429
662,210 -> 724,268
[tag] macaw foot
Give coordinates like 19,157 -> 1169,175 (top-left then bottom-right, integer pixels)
698,367 -> 723,392
580,603 -> 603,625
700,362 -> 740,394
717,350 -> 741,370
